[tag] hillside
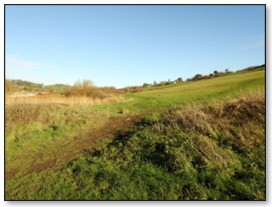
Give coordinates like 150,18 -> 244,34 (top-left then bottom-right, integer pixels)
5,67 -> 265,200
236,64 -> 265,72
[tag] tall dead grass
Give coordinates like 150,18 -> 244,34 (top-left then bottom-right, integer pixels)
5,103 -> 63,131
149,89 -> 265,171
5,94 -> 125,106
159,89 -> 264,133
5,94 -> 131,131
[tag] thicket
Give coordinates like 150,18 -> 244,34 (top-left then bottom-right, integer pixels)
5,80 -> 20,94
185,70 -> 234,82
62,80 -> 124,98
123,86 -> 143,93
10,79 -> 44,91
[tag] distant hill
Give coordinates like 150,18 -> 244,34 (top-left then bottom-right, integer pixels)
5,79 -> 69,93
5,79 -> 44,94
11,79 -> 43,89
238,64 -> 265,72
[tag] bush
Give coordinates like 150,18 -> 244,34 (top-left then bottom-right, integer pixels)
158,81 -> 167,86
5,80 -> 20,94
62,80 -> 124,97
192,74 -> 203,81
91,89 -> 107,98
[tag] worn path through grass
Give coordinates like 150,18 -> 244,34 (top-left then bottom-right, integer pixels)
5,105 -> 142,179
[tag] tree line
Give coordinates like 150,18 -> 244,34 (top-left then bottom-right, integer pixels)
139,69 -> 233,89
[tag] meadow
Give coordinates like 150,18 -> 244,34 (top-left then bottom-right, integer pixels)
5,68 -> 265,200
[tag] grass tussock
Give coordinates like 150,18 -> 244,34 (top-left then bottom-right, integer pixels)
5,103 -> 65,131
144,90 -> 265,172
154,89 -> 265,151
4,98 -> 127,131
5,90 -> 265,200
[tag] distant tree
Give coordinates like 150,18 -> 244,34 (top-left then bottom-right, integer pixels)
158,81 -> 167,86
74,79 -> 94,87
225,69 -> 229,74
143,83 -> 149,87
209,73 -> 214,77
82,79 -> 94,87
214,70 -> 219,77
153,81 -> 158,86
165,79 -> 171,85
177,77 -> 183,83
74,80 -> 82,87
193,74 -> 203,81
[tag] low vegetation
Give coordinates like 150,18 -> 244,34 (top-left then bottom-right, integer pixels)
5,94 -> 125,106
5,80 -> 22,94
62,79 -> 125,98
5,66 -> 265,200
6,79 -> 127,106
5,90 -> 265,200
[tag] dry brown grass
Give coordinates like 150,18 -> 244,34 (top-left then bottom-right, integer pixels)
5,80 -> 21,94
149,89 -> 265,171
161,89 -> 264,132
5,94 -> 125,106
5,103 -> 63,131
5,94 -> 132,131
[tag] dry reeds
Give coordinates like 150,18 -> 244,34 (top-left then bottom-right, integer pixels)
5,94 -> 125,106
5,94 -> 134,131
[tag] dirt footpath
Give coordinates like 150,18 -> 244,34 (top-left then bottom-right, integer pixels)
5,115 -> 143,179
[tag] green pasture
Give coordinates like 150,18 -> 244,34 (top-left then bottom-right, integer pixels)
97,68 -> 265,113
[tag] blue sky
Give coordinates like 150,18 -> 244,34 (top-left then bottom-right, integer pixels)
5,5 -> 265,88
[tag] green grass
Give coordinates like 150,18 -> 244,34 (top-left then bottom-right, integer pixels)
5,104 -> 118,178
125,69 -> 264,110
88,69 -> 264,114
5,68 -> 265,200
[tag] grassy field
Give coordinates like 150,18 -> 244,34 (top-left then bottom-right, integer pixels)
5,68 -> 265,200
124,69 -> 264,110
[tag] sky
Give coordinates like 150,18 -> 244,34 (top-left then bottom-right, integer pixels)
5,5 -> 265,88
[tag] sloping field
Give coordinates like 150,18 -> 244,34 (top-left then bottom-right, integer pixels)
5,68 -> 265,200
123,69 -> 265,111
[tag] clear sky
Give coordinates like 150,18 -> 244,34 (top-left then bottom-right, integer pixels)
5,5 -> 265,88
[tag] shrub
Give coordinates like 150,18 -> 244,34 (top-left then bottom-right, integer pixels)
158,81 -> 167,86
177,78 -> 183,83
5,80 -> 21,94
192,74 -> 203,81
62,80 -> 124,97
